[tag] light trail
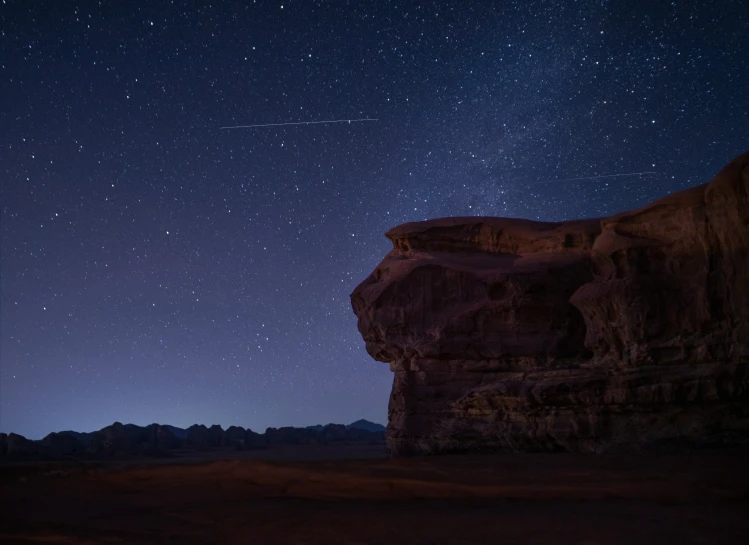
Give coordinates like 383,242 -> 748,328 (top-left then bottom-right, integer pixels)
531,171 -> 657,184
220,118 -> 378,129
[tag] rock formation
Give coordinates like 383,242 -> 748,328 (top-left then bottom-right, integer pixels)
351,151 -> 749,456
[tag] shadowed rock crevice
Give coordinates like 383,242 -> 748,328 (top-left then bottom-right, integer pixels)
351,151 -> 749,456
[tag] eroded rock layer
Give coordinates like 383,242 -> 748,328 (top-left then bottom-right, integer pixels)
351,151 -> 749,455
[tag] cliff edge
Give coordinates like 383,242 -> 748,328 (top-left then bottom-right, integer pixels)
351,151 -> 749,455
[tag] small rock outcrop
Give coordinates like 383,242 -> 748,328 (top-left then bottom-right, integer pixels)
351,151 -> 749,456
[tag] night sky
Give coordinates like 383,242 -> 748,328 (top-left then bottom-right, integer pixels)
2,1 -> 747,439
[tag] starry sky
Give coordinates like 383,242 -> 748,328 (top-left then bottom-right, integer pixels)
2,1 -> 748,439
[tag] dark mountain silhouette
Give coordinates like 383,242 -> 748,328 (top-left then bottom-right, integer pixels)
307,420 -> 385,433
347,419 -> 386,432
163,425 -> 188,439
0,420 -> 385,462
56,430 -> 92,445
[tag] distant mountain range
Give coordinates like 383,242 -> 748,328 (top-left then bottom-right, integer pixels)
306,419 -> 386,433
347,419 -> 387,432
160,425 -> 189,439
0,420 -> 386,462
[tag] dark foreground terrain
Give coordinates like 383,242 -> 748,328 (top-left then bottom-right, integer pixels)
2,446 -> 748,544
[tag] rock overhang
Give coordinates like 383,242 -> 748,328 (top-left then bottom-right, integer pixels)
351,151 -> 749,456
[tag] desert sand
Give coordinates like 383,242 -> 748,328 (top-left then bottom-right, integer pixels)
2,446 -> 748,544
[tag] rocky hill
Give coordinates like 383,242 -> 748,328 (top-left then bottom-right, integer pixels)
351,151 -> 749,456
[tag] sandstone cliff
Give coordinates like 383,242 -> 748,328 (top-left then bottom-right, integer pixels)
351,151 -> 749,456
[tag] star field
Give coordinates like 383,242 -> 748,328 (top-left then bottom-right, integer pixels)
1,1 -> 748,438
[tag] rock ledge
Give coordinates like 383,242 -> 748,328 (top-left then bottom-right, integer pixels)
351,151 -> 749,455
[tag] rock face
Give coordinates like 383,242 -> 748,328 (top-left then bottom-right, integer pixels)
351,151 -> 749,456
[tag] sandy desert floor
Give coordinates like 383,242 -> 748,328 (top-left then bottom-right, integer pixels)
1,445 -> 748,544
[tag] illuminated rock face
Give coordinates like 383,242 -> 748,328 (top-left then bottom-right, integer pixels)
351,151 -> 749,456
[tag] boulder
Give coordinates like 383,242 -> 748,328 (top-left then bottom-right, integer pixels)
351,151 -> 749,455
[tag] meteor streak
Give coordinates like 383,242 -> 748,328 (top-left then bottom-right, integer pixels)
531,171 -> 657,184
220,118 -> 378,129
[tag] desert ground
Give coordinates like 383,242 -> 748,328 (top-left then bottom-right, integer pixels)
1,445 -> 748,544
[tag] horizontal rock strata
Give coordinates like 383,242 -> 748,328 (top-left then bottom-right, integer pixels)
351,151 -> 749,455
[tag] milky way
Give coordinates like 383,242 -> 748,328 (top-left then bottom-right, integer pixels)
2,1 -> 747,438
